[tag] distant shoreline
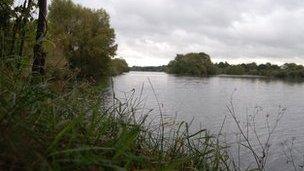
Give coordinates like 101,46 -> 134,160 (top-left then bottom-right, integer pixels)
216,74 -> 265,78
128,71 -> 266,78
129,71 -> 265,78
127,71 -> 304,82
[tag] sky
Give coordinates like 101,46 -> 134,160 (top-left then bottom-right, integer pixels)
72,0 -> 304,66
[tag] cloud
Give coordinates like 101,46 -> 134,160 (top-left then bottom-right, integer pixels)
73,0 -> 304,66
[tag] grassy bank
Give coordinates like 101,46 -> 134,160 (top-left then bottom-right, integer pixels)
0,58 -> 231,170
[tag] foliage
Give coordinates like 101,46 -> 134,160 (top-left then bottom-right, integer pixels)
48,0 -> 117,79
0,0 -> 36,61
110,58 -> 129,75
167,52 -> 216,76
215,61 -> 304,79
0,0 -> 14,29
130,65 -> 166,72
166,52 -> 304,80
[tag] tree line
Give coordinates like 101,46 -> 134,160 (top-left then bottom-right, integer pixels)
130,65 -> 166,72
166,52 -> 304,80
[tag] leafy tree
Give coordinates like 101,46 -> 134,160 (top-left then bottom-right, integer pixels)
111,58 -> 129,75
48,0 -> 117,79
225,65 -> 245,75
1,0 -> 35,60
167,52 -> 216,76
130,65 -> 166,72
0,0 -> 14,29
217,62 -> 230,68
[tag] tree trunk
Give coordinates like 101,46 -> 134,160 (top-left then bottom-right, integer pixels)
32,0 -> 47,75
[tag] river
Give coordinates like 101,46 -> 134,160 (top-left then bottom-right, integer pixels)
112,71 -> 304,170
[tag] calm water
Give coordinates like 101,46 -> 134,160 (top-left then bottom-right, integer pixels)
112,71 -> 304,170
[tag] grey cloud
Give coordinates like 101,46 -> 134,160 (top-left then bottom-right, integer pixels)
74,0 -> 304,66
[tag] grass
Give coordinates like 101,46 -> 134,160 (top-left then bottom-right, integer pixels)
0,57 -> 231,170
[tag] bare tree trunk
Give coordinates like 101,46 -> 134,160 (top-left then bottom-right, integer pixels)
32,0 -> 47,75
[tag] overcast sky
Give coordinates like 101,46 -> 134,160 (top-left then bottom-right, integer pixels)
73,0 -> 304,66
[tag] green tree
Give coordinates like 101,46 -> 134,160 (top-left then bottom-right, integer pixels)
225,65 -> 245,75
167,52 -> 215,76
48,0 -> 117,79
111,58 -> 129,75
1,0 -> 35,60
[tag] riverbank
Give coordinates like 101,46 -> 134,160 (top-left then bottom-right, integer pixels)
0,64 -> 231,170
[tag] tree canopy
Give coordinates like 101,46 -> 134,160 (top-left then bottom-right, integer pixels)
167,52 -> 216,76
48,0 -> 118,79
215,61 -> 304,79
166,52 -> 304,80
111,58 -> 129,75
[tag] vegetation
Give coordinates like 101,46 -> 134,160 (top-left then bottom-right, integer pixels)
166,52 -> 304,80
130,65 -> 166,72
48,0 -> 118,79
167,52 -> 216,76
215,62 -> 304,79
1,0 -> 36,64
111,58 -> 129,75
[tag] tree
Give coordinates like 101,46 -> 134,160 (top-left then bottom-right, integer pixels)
217,62 -> 230,68
1,0 -> 35,60
111,58 -> 129,75
48,0 -> 117,79
225,65 -> 245,75
32,0 -> 47,75
167,52 -> 215,76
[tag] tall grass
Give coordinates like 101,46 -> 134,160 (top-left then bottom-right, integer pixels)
0,57 -> 231,170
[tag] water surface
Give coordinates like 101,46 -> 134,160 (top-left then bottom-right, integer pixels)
112,71 -> 304,170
